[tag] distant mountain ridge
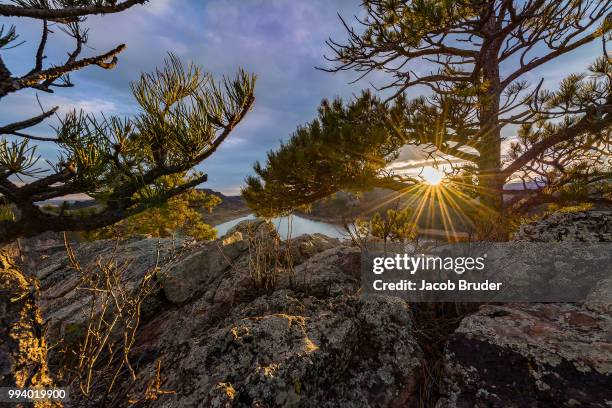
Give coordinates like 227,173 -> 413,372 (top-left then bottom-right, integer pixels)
38,189 -> 250,227
37,183 -> 543,230
196,189 -> 250,225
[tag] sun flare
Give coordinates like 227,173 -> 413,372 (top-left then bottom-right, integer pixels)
422,167 -> 444,186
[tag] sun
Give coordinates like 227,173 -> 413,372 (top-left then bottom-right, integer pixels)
421,166 -> 444,185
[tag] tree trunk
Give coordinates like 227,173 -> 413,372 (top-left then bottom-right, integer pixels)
0,251 -> 62,408
478,9 -> 504,216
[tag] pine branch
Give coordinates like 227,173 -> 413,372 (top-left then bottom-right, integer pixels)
502,112 -> 612,179
0,107 -> 59,137
0,173 -> 208,243
12,44 -> 125,95
0,1 -> 148,21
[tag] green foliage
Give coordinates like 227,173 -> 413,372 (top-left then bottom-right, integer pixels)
358,0 -> 476,49
243,91 -> 406,217
0,204 -> 14,222
47,54 -> 255,202
1,52 -> 255,243
370,208 -> 418,245
83,172 -> 220,241
0,24 -> 20,49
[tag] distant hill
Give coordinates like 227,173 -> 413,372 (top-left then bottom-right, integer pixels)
197,189 -> 250,225
39,199 -> 98,209
37,189 -> 250,227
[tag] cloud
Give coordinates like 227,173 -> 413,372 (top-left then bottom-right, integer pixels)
143,0 -> 174,16
1,0 -> 604,196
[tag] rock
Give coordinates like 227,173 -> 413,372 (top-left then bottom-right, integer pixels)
225,219 -> 278,243
35,224 -> 426,407
162,220 -> 280,305
134,291 -> 422,408
439,210 -> 612,407
207,382 -> 237,407
585,277 -> 612,315
283,233 -> 341,265
278,245 -> 361,297
438,303 -> 612,407
38,236 -> 185,339
161,233 -> 248,304
515,210 -> 612,242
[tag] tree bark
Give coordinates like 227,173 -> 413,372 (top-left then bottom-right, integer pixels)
477,8 -> 504,216
0,251 -> 61,407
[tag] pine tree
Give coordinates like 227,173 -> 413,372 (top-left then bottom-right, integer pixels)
244,0 -> 610,219
243,91 -> 411,217
0,5 -> 255,244
81,172 -> 222,241
0,1 -> 255,397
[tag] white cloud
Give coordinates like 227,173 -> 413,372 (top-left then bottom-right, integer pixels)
62,98 -> 119,114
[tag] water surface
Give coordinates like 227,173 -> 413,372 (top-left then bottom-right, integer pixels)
215,214 -> 346,240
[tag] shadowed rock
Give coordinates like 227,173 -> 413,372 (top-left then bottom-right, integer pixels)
35,220 -> 423,407
439,211 -> 612,407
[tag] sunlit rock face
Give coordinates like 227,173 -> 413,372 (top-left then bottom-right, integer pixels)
37,219 -> 423,407
32,211 -> 612,407
439,211 -> 612,407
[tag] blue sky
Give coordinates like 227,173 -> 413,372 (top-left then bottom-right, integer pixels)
0,0 -> 603,194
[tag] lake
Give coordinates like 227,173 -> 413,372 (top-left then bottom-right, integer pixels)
215,214 -> 347,240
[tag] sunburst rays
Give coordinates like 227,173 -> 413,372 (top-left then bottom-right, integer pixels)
356,167 -> 502,241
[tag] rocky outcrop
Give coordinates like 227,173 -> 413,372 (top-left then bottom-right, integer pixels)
38,235 -> 185,339
31,211 -> 612,407
35,219 -> 423,407
150,291 -> 421,408
438,303 -> 612,407
440,211 -> 612,407
515,210 -> 612,242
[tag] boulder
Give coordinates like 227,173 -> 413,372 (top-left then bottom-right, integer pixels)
225,219 -> 278,243
135,291 -> 422,408
283,233 -> 341,265
161,232 -> 249,304
515,210 -> 612,242
439,210 -> 612,407
438,303 -> 612,407
278,245 -> 361,297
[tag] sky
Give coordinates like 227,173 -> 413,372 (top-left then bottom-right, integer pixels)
0,0 -> 604,195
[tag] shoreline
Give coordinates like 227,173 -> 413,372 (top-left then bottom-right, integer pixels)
296,211 -> 469,241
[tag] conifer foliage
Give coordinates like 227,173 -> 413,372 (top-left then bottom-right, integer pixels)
244,0 -> 610,217
0,1 -> 255,244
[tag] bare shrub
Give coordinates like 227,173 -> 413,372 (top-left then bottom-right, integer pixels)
245,224 -> 283,294
54,235 -> 178,407
240,219 -> 296,295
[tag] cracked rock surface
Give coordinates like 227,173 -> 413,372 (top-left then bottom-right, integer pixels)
439,211 -> 612,407
36,220 -> 423,407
